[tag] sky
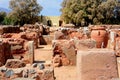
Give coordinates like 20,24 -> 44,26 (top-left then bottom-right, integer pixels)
0,0 -> 63,16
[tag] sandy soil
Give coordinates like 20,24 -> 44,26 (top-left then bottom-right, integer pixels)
34,44 -> 77,80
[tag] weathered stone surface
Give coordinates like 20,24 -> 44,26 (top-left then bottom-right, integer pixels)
52,55 -> 61,67
0,25 -> 20,34
0,64 -> 55,80
32,63 -> 38,68
117,57 -> 120,78
75,39 -> 96,50
52,40 -> 76,66
77,49 -> 118,80
115,37 -> 120,56
42,68 -> 55,80
22,69 -> 29,78
4,70 -> 14,78
69,31 -> 88,40
0,42 -> 6,66
0,41 -> 12,66
39,35 -> 54,45
0,67 -> 7,72
38,64 -> 45,70
54,30 -> 67,40
5,59 -> 26,68
28,41 -> 34,64
12,68 -> 23,77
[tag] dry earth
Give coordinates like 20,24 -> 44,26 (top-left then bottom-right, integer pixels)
35,45 -> 77,80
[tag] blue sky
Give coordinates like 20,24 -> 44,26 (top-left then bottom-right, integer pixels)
0,0 -> 63,16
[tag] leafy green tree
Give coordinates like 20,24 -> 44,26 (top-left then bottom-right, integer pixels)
9,0 -> 42,25
0,11 -> 6,24
61,0 -> 120,26
2,16 -> 16,25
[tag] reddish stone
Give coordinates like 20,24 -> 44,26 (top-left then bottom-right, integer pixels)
77,49 -> 118,80
69,31 -> 88,40
61,57 -> 70,66
115,37 -> 120,56
52,40 -> 76,66
5,59 -> 26,68
54,31 -> 66,40
75,39 -> 96,50
52,55 -> 61,67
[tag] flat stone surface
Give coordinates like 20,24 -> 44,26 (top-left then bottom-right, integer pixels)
77,49 -> 118,80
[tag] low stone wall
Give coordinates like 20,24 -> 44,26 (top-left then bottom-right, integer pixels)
2,32 -> 39,49
0,59 -> 55,80
0,25 -> 20,34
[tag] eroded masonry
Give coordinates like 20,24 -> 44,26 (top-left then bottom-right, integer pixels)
0,24 -> 120,80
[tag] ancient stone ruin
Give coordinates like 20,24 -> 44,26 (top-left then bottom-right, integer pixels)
0,24 -> 120,80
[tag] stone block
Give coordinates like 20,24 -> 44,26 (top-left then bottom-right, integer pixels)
52,40 -> 76,66
54,30 -> 68,40
28,41 -> 34,64
5,59 -> 26,68
77,49 -> 118,80
115,37 -> 120,56
75,39 -> 96,50
107,31 -> 117,49
117,57 -> 120,78
42,68 -> 55,80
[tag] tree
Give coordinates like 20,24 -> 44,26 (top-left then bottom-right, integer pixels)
2,16 -> 16,25
0,11 -> 6,24
61,0 -> 120,26
9,0 -> 42,25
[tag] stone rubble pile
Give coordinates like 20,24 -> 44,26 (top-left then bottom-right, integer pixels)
0,59 -> 54,80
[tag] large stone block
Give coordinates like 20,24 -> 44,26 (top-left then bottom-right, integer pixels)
75,39 -> 96,50
52,40 -> 76,66
77,49 -> 118,80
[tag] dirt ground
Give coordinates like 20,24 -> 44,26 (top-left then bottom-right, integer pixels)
34,45 -> 77,80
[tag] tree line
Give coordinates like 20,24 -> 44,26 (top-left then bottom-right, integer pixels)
61,0 -> 120,26
0,0 -> 42,26
1,0 -> 120,27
